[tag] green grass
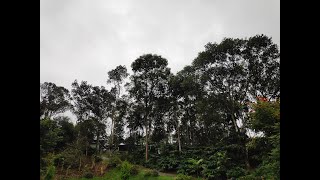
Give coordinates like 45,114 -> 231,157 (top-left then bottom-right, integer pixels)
67,168 -> 175,180
67,166 -> 204,180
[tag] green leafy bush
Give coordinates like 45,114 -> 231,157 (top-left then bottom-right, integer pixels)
144,169 -> 159,177
178,158 -> 203,177
174,174 -> 193,180
157,153 -> 180,171
53,153 -> 64,167
144,171 -> 151,177
44,165 -> 55,180
238,174 -> 258,180
120,161 -> 133,180
59,143 -> 83,168
201,151 -> 228,179
105,155 -> 122,168
253,161 -> 279,180
130,165 -> 139,175
150,169 -> 159,176
226,166 -> 246,179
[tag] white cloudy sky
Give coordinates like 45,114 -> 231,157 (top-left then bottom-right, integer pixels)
41,0 -> 280,88
41,0 -> 280,124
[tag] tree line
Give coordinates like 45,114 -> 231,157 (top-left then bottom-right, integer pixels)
40,34 -> 280,179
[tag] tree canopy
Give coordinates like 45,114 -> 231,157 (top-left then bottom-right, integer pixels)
40,34 -> 280,180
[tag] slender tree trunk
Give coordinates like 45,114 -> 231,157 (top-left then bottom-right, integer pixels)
96,130 -> 100,155
189,128 -> 193,146
79,157 -> 82,171
111,82 -> 120,150
111,115 -> 114,149
177,125 -> 181,152
231,113 -> 239,133
145,126 -> 149,162
187,126 -> 191,145
144,82 -> 149,162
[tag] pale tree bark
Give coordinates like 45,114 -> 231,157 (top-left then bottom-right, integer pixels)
110,112 -> 114,150
177,125 -> 181,152
175,110 -> 182,152
231,113 -> 239,133
145,125 -> 149,161
111,82 -> 121,151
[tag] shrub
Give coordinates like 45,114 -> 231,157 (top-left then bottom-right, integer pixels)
60,146 -> 82,168
151,169 -> 159,176
83,171 -> 94,179
174,174 -> 193,180
53,154 -> 64,167
108,156 -> 122,168
144,169 -> 159,177
226,166 -> 246,179
177,158 -> 203,177
102,155 -> 122,168
253,161 -> 279,180
144,171 -> 152,177
127,148 -> 145,165
238,174 -> 258,180
120,161 -> 133,180
130,165 -> 139,175
94,155 -> 103,163
201,151 -> 228,179
44,165 -> 55,180
157,154 -> 180,171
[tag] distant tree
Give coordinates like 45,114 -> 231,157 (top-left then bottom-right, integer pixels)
128,54 -> 171,161
192,34 -> 279,134
113,98 -> 128,146
107,65 -> 129,148
40,82 -> 71,119
126,101 -> 145,145
71,80 -> 114,154
71,80 -> 93,122
53,116 -> 76,150
244,35 -> 280,100
75,119 -> 96,156
107,65 -> 129,97
189,34 -> 279,169
171,66 -> 203,146
167,72 -> 193,150
40,118 -> 62,155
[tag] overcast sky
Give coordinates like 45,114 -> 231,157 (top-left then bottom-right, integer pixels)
41,0 -> 280,124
